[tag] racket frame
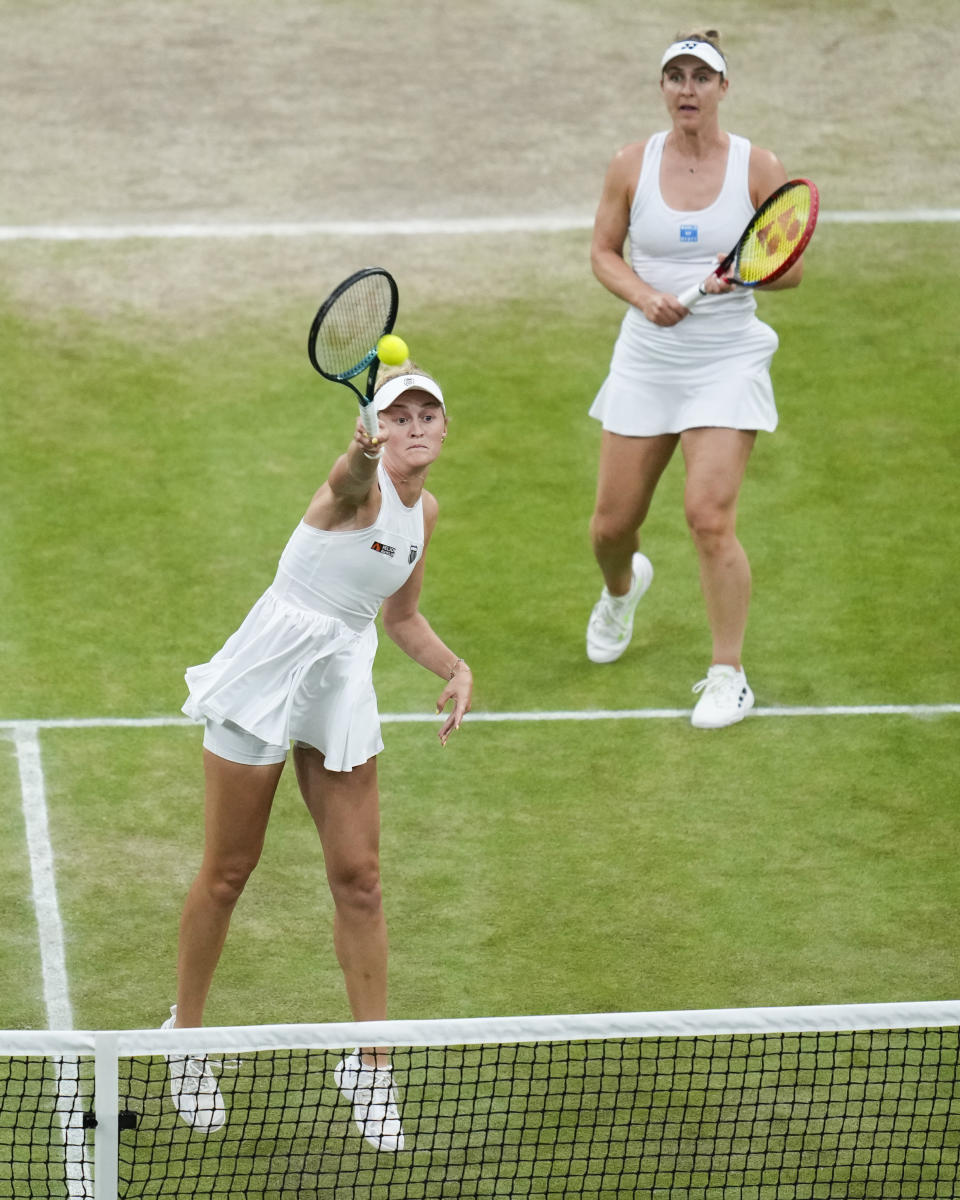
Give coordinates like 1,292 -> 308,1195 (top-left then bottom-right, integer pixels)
307,267 -> 399,436
678,178 -> 820,309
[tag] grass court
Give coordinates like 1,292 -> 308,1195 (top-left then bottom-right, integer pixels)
0,0 -> 957,1036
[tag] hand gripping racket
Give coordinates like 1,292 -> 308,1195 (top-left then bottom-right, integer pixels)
678,179 -> 820,309
307,267 -> 399,438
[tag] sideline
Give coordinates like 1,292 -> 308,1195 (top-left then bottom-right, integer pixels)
12,726 -> 73,1029
1,210 -> 959,242
11,726 -> 88,1197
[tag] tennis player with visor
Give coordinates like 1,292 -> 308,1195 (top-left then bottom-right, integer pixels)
586,32 -> 809,727
163,363 -> 472,1152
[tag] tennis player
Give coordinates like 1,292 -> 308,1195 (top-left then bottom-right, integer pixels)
162,363 -> 472,1151
585,30 -> 805,727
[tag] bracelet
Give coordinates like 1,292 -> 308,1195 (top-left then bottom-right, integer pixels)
448,657 -> 468,679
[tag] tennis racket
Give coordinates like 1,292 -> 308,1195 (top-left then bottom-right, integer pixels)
307,267 -> 399,437
678,179 -> 819,309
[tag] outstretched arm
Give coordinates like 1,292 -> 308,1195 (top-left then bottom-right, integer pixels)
380,494 -> 473,744
303,414 -> 387,530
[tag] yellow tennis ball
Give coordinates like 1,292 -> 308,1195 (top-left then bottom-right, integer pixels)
377,334 -> 409,366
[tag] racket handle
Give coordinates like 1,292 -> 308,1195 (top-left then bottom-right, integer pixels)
359,403 -> 382,463
677,282 -> 707,309
359,400 -> 378,435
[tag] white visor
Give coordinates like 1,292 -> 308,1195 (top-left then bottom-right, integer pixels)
373,373 -> 446,415
660,40 -> 726,75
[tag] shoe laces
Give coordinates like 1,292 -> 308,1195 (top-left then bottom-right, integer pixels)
170,1055 -> 220,1095
593,592 -> 630,633
355,1066 -> 397,1106
692,667 -> 740,699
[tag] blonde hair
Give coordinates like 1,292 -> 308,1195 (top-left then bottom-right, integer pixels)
672,28 -> 726,76
374,359 -> 439,392
674,27 -> 723,50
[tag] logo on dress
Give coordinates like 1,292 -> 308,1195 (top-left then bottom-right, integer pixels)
408,544 -> 419,564
371,541 -> 396,558
680,224 -> 699,243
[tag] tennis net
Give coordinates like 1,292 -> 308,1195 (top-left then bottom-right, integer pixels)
2,1000 -> 959,1199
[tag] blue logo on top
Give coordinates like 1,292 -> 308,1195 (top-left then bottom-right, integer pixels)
680,225 -> 699,243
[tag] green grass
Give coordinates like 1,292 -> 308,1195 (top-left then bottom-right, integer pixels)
1,221 -> 959,1041
104,1029 -> 959,1197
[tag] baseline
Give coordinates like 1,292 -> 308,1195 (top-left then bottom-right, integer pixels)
0,209 -> 958,242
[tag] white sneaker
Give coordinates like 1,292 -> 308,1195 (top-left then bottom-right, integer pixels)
586,553 -> 654,663
691,665 -> 755,729
162,1005 -> 226,1133
334,1050 -> 405,1152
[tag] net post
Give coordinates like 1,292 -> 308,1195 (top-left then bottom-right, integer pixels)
93,1032 -> 119,1200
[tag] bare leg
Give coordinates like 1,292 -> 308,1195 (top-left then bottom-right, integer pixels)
680,428 -> 757,667
590,431 -> 677,594
294,745 -> 387,1061
174,750 -> 284,1027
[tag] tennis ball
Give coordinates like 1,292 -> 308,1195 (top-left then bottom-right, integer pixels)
377,334 -> 409,366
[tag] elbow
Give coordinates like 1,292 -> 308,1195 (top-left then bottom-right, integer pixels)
381,610 -> 408,646
589,244 -> 609,282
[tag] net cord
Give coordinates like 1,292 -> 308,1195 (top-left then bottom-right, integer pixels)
4,998 -> 960,1058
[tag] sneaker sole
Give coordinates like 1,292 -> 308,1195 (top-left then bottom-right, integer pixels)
690,691 -> 755,730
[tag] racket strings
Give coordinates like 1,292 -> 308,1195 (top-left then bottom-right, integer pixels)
736,185 -> 814,284
313,274 -> 394,379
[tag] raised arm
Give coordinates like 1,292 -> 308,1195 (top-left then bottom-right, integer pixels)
303,415 -> 386,531
379,492 -> 473,744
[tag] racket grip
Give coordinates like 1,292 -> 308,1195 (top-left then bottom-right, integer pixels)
359,400 -> 382,460
359,401 -> 378,435
677,282 -> 707,309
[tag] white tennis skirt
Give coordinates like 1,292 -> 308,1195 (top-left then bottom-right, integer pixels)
590,308 -> 780,436
183,588 -> 383,773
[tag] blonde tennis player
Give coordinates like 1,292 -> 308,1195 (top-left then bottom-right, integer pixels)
162,363 -> 472,1152
585,30 -> 806,728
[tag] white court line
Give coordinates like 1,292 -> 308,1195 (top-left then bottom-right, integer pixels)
12,726 -> 74,1029
0,209 -> 958,242
4,700 -> 955,1195
1,703 -> 958,733
11,726 -> 89,1198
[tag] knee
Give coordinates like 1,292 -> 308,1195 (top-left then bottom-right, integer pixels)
329,861 -> 383,919
590,508 -> 635,552
685,500 -> 733,551
200,857 -> 258,908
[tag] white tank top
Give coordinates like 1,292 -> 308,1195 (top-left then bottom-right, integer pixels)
269,464 -> 425,633
629,130 -> 757,319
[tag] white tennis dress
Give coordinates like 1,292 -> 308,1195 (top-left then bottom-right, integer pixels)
590,131 -> 780,435
182,464 -> 424,772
